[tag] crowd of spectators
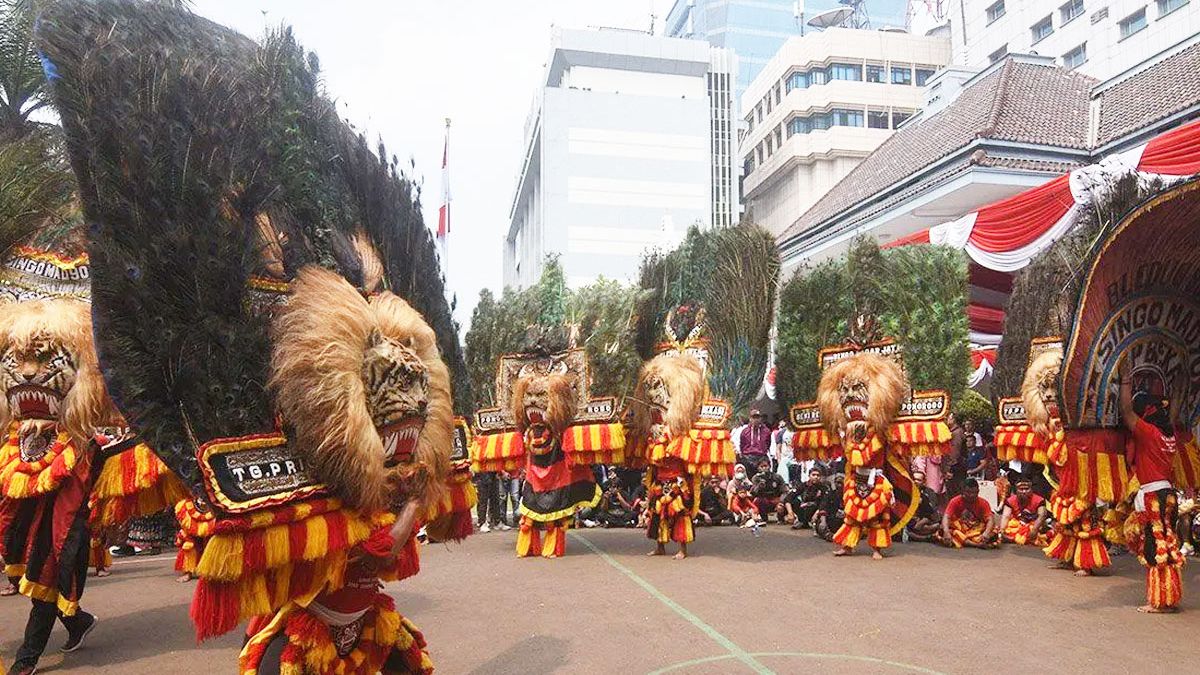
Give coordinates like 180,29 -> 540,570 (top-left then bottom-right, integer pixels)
461,412 -> 1200,561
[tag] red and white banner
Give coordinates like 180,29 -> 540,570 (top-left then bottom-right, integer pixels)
883,116 -> 1200,344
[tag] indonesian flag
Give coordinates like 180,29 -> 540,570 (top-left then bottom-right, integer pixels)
437,122 -> 450,239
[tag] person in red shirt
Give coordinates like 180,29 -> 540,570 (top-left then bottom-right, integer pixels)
941,479 -> 997,548
1119,361 -> 1182,613
999,475 -> 1048,546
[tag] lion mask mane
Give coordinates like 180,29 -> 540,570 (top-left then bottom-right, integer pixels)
511,372 -> 576,452
817,352 -> 907,441
0,298 -> 116,446
1021,349 -> 1062,437
633,353 -> 705,443
271,267 -> 452,515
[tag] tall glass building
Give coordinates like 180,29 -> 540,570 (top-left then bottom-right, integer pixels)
665,0 -> 911,101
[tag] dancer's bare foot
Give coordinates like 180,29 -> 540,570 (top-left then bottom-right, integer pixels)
1073,568 -> 1092,577
648,545 -> 666,556
833,546 -> 853,557
672,551 -> 687,560
176,573 -> 192,583
871,550 -> 884,560
1049,561 -> 1072,570
95,569 -> 111,578
1137,604 -> 1178,614
0,584 -> 16,596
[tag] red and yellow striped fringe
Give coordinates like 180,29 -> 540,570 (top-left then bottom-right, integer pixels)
470,431 -> 524,473
89,444 -> 188,527
239,594 -> 433,675
562,422 -> 625,466
423,462 -> 477,542
190,500 -> 394,640
0,427 -> 79,499
1147,565 -> 1183,610
889,421 -> 951,457
648,428 -> 735,477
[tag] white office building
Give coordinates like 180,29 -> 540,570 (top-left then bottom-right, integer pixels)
504,28 -> 737,289
950,0 -> 1200,80
739,27 -> 951,237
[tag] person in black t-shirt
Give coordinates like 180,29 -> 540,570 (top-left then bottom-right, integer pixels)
751,458 -> 788,523
906,470 -> 942,542
814,474 -> 846,541
785,467 -> 830,530
696,477 -> 735,526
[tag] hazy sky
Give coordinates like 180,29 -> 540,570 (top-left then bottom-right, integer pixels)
190,0 -> 675,329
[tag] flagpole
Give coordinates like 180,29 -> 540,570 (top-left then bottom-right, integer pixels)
439,118 -> 451,293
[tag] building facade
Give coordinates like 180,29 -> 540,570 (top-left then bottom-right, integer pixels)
665,0 -> 912,98
949,0 -> 1200,79
504,28 -> 736,289
739,27 -> 951,236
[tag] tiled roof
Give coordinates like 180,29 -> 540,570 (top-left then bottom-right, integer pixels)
780,60 -> 1097,244
1095,42 -> 1200,147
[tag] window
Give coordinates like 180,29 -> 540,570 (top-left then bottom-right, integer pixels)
774,84 -> 782,104
989,44 -> 1009,63
1119,8 -> 1146,38
866,64 -> 885,83
1091,6 -> 1108,23
831,109 -> 864,127
756,104 -> 763,123
890,66 -> 912,85
810,113 -> 831,131
892,111 -> 912,128
786,71 -> 809,92
1031,15 -> 1054,42
1060,0 -> 1085,23
830,63 -> 863,81
867,110 -> 890,129
1158,0 -> 1189,15
809,69 -> 828,86
1062,42 -> 1087,69
915,68 -> 936,86
789,117 -> 811,135
744,156 -> 754,174
986,0 -> 1006,23
775,127 -> 783,147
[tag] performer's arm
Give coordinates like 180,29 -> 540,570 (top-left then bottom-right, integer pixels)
997,505 -> 1013,536
940,507 -> 953,542
1032,505 -> 1047,535
981,508 -> 995,540
387,500 -> 422,557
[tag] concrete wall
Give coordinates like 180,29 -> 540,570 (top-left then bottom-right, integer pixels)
949,0 -> 1200,79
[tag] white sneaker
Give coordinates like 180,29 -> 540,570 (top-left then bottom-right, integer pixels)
497,523 -> 512,531
583,519 -> 598,528
1182,542 -> 1195,556
479,523 -> 491,534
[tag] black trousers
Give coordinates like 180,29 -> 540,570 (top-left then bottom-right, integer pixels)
473,471 -> 501,526
13,599 -> 93,669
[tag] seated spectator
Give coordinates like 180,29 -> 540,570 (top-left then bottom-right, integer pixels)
696,477 -> 735,526
906,470 -> 942,543
596,474 -> 638,528
814,474 -> 846,542
726,464 -> 750,508
942,478 -> 998,549
785,468 -> 829,530
751,458 -> 787,523
729,485 -> 760,526
999,475 -> 1048,546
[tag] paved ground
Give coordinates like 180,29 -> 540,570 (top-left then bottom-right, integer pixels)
2,525 -> 1196,674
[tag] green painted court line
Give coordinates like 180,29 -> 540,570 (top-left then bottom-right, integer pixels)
647,652 -> 946,675
571,532 -> 774,675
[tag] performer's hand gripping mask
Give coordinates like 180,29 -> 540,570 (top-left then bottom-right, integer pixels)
511,373 -> 576,455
